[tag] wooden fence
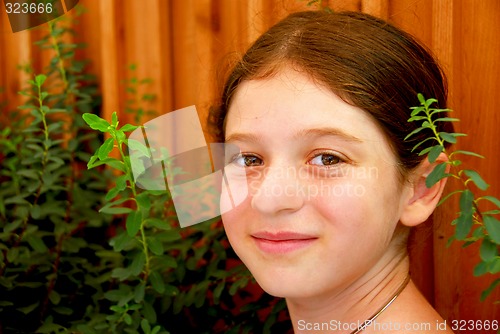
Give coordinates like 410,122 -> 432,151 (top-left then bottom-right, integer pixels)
1,0 -> 499,327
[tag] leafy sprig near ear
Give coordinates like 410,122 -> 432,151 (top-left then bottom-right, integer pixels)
406,93 -> 500,302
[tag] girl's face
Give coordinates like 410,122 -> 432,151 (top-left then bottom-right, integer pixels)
221,68 -> 410,300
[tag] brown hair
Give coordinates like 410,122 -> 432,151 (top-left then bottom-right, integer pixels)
209,10 -> 452,176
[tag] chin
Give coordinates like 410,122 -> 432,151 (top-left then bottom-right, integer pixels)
248,266 -> 320,299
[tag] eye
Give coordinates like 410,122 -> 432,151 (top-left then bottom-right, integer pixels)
232,154 -> 263,167
309,153 -> 343,166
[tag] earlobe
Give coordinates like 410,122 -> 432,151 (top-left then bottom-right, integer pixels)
400,153 -> 449,227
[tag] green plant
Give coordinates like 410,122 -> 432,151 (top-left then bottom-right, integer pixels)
80,111 -> 290,333
406,93 -> 500,302
123,64 -> 157,124
0,13 -> 291,334
0,15 -> 112,332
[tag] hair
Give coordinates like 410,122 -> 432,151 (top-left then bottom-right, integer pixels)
209,10 -> 453,178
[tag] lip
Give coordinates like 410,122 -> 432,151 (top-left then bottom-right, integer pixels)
251,231 -> 318,254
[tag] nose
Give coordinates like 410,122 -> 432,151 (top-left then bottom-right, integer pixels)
250,165 -> 305,215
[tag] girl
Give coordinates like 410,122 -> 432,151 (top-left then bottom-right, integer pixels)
211,10 -> 454,333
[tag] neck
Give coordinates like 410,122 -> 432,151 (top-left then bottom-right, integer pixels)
288,249 -> 410,334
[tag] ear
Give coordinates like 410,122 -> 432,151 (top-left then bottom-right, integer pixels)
400,153 -> 449,227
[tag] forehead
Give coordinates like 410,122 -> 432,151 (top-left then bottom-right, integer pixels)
225,69 -> 385,144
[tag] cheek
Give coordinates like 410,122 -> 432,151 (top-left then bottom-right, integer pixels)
312,181 -> 370,229
221,197 -> 252,239
312,176 -> 400,234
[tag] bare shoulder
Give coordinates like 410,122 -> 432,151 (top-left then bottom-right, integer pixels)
363,281 -> 454,334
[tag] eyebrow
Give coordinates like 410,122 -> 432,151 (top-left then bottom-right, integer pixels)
225,127 -> 363,143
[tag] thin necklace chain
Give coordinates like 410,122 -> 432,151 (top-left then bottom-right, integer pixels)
349,275 -> 411,334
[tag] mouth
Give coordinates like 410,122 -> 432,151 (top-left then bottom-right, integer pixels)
251,231 -> 318,254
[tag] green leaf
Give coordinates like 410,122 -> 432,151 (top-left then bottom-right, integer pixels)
141,319 -> 151,334
480,278 -> 500,301
213,281 -> 225,303
480,238 -> 498,262
460,189 -> 474,213
98,137 -> 114,160
82,113 -> 110,132
123,313 -> 132,325
26,235 -> 48,253
110,232 -> 135,252
134,283 -> 145,303
126,211 -> 142,237
136,192 -> 151,211
410,106 -> 425,117
489,258 -> 500,274
474,261 -> 489,277
463,169 -> 489,190
88,157 -> 127,173
17,302 -> 39,315
99,207 -> 132,214
404,126 -> 426,141
147,237 -> 164,255
35,74 -> 47,87
484,215 -> 500,244
130,252 -> 146,276
111,267 -> 133,281
143,301 -> 157,324
128,139 -> 150,157
481,196 -> 500,209
164,284 -> 179,297
449,150 -> 484,159
434,117 -> 460,122
87,155 -> 98,169
111,112 -> 118,127
418,146 -> 434,157
437,190 -> 462,207
425,163 -> 447,188
37,320 -> 65,333
105,186 -> 121,201
410,137 -> 436,152
145,218 -> 171,230
456,211 -> 473,240
53,306 -> 73,315
115,174 -> 128,191
121,124 -> 139,132
439,132 -> 457,144
150,271 -> 165,293
30,204 -> 41,219
429,108 -> 449,116
428,145 -> 444,163
407,115 -> 427,122
417,93 -> 426,105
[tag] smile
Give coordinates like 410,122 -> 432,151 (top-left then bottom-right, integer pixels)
251,232 -> 318,254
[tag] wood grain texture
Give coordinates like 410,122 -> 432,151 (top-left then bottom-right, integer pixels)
0,0 -> 498,325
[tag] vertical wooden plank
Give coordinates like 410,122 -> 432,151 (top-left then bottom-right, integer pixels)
1,29 -> 32,116
123,0 -> 164,122
431,0 -> 460,322
158,0 -> 174,117
387,0 -> 435,306
326,0 -> 361,12
171,0 -> 213,110
432,0 -> 500,323
361,0 -> 389,19
388,0 -> 433,47
75,0 -> 102,83
98,0 -> 121,122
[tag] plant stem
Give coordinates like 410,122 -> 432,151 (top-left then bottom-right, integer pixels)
115,133 -> 151,280
48,21 -> 68,89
